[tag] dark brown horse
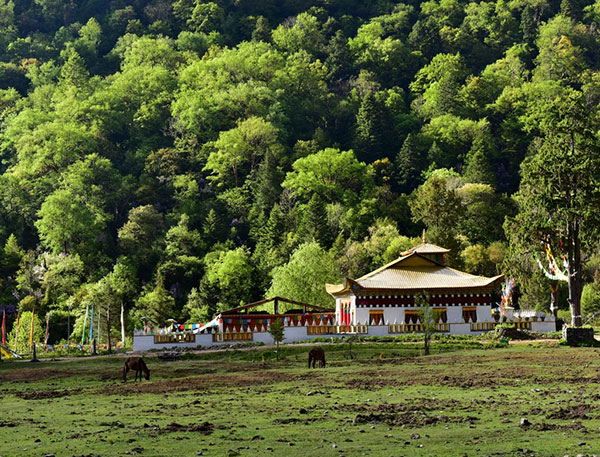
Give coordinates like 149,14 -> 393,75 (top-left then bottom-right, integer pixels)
123,357 -> 150,382
308,347 -> 326,368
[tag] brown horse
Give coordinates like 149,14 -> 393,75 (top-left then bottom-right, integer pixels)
123,357 -> 150,382
308,347 -> 326,368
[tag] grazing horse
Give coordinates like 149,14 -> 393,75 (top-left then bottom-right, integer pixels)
123,357 -> 150,382
308,347 -> 326,368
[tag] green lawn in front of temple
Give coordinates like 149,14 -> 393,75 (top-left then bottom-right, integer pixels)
0,342 -> 599,457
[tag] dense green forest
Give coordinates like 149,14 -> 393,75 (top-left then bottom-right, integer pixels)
1,0 -> 600,343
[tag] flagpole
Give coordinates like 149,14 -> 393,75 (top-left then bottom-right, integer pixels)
13,312 -> 20,352
1,308 -> 5,346
81,304 -> 89,346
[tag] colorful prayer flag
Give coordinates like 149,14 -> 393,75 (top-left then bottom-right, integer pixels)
89,303 -> 94,343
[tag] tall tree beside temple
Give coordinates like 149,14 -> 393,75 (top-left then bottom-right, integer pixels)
510,81 -> 600,327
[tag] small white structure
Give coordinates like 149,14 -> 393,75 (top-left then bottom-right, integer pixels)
133,297 -> 338,351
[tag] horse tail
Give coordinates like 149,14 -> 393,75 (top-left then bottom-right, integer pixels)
141,358 -> 150,378
123,361 -> 128,382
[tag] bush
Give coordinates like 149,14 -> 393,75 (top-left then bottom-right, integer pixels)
557,309 -> 571,324
582,283 -> 600,318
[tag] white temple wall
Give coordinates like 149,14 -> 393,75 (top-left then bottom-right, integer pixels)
449,323 -> 472,334
196,334 -> 215,346
446,307 -> 464,324
355,307 -> 370,325
133,316 -> 558,351
384,308 -> 403,325
133,335 -> 155,352
476,306 -> 493,322
283,326 -> 310,342
367,325 -> 389,336
133,335 -> 202,352
530,321 -> 557,333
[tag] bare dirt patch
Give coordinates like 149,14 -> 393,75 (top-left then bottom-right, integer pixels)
273,417 -> 318,425
341,399 -> 480,427
533,421 -> 588,432
0,367 -> 89,383
160,422 -> 216,434
546,404 -> 596,420
16,388 -> 81,400
100,370 -> 296,395
340,397 -> 464,413
100,372 -> 123,381
0,420 -> 19,427
343,368 -> 502,389
352,411 -> 457,427
344,356 -> 600,390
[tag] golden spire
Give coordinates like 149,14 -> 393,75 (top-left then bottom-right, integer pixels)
422,229 -> 428,243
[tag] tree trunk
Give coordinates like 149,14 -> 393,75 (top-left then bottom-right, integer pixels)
550,281 -> 559,319
567,221 -> 583,327
121,300 -> 126,349
107,307 -> 112,354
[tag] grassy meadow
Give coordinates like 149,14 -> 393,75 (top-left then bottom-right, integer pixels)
1,342 -> 600,457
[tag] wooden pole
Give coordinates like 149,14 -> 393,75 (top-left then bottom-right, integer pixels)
29,309 -> 35,351
107,307 -> 112,354
97,305 -> 100,346
31,341 -> 38,363
1,308 -> 5,346
31,310 -> 39,363
13,312 -> 20,352
44,314 -> 50,346
121,301 -> 126,349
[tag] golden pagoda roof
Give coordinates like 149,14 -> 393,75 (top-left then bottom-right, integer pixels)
404,242 -> 450,255
327,251 -> 502,296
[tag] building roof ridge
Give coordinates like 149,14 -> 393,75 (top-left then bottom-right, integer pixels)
356,251 -> 441,281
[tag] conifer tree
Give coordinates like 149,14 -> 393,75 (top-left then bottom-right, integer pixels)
395,133 -> 425,193
252,16 -> 271,42
300,194 -> 331,248
463,137 -> 496,187
354,93 -> 393,162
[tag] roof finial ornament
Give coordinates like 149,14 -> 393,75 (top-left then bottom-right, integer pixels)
422,229 -> 428,243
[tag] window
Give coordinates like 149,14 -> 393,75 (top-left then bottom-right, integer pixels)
462,307 -> 477,323
434,308 -> 447,323
369,310 -> 384,325
404,311 -> 420,324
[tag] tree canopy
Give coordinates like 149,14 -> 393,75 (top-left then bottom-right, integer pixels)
2,0 -> 600,340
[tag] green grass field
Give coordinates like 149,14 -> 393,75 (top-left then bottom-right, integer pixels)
1,342 -> 600,457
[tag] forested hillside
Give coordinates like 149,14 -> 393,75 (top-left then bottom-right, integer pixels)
1,0 -> 599,341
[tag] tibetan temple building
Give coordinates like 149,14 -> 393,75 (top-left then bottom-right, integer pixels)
326,240 -> 506,334
133,239 -> 557,351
